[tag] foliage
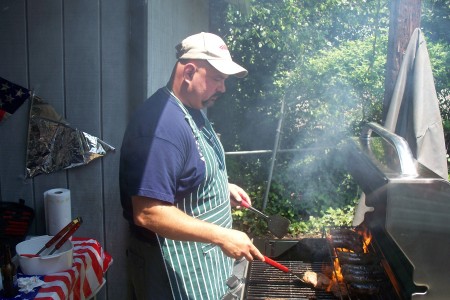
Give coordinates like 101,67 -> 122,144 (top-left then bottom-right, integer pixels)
427,42 -> 450,95
282,33 -> 388,144
290,205 -> 356,236
210,0 -> 390,151
210,0 -> 450,236
421,0 -> 450,44
439,88 -> 450,157
231,180 -> 297,237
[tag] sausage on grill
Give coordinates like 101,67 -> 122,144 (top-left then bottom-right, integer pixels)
337,251 -> 380,265
343,272 -> 386,283
341,264 -> 385,277
330,228 -> 363,240
348,281 -> 382,295
330,237 -> 364,253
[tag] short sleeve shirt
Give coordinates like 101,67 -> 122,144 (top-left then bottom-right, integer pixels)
119,87 -> 206,222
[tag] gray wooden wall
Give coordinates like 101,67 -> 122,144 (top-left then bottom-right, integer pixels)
0,0 -> 208,299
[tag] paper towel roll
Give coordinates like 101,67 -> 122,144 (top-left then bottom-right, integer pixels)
44,188 -> 72,235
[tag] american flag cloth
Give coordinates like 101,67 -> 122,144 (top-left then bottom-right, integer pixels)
9,238 -> 113,300
0,77 -> 31,124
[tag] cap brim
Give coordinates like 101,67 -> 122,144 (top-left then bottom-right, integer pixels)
208,59 -> 248,78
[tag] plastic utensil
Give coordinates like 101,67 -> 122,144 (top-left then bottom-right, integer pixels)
48,221 -> 82,255
20,217 -> 82,258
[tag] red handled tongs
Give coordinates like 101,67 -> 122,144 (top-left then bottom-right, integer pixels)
48,218 -> 82,255
263,255 -> 306,281
32,217 -> 83,257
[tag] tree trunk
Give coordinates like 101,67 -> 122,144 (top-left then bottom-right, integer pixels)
382,0 -> 422,122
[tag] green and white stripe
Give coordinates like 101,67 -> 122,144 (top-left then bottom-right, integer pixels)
158,95 -> 234,300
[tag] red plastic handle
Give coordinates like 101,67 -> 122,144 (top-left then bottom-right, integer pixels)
263,255 -> 290,273
44,217 -> 81,248
240,198 -> 251,208
54,222 -> 81,250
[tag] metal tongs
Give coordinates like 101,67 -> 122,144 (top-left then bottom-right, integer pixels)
263,255 -> 306,282
34,217 -> 83,256
240,199 -> 290,238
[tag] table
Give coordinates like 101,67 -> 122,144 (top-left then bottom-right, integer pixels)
1,237 -> 112,300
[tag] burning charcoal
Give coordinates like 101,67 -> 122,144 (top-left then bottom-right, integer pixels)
301,271 -> 331,290
336,250 -> 380,265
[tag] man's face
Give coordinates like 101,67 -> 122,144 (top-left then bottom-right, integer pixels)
186,61 -> 228,109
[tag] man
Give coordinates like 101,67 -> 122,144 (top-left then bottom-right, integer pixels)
119,32 -> 265,300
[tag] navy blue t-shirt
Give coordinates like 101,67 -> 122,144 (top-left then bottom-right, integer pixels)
119,87 -> 206,223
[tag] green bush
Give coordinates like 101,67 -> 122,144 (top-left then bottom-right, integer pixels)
229,143 -> 360,237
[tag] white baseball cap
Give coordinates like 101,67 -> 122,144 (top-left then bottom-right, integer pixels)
176,32 -> 248,78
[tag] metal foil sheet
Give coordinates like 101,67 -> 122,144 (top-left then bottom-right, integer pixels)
25,96 -> 115,178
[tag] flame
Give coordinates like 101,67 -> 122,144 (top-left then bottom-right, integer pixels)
332,257 -> 343,282
325,258 -> 346,295
357,227 -> 372,253
336,247 -> 351,252
325,227 -> 374,295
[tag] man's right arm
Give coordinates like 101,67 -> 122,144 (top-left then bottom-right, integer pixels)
132,195 -> 265,262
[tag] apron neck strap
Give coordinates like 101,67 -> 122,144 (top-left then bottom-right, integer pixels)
164,87 -> 202,140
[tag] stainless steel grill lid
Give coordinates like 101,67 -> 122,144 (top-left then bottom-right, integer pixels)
343,122 -> 450,299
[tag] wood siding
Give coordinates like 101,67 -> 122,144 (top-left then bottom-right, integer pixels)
0,0 -> 208,299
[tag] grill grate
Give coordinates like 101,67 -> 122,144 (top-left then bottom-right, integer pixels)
245,261 -> 338,300
244,235 -> 401,300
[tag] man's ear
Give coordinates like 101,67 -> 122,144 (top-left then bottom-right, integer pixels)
183,63 -> 196,81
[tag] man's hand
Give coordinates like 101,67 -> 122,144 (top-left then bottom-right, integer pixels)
229,183 -> 251,208
214,227 -> 265,262
132,195 -> 265,262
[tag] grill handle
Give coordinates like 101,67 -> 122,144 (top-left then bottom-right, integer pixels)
360,122 -> 418,177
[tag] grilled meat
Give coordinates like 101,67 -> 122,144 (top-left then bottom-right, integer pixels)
343,272 -> 386,284
341,264 -> 385,277
330,236 -> 364,253
329,281 -> 349,297
301,271 -> 348,297
301,271 -> 331,290
336,250 -> 380,265
330,228 -> 363,240
348,281 -> 382,295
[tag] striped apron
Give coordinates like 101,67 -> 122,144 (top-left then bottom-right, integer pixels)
157,93 -> 234,300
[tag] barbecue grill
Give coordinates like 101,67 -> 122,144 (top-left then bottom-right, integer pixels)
223,122 -> 450,300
